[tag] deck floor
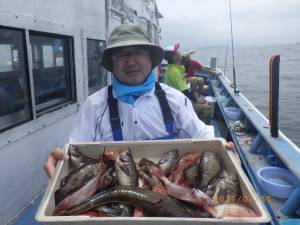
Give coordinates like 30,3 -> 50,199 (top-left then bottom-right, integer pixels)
11,194 -> 43,225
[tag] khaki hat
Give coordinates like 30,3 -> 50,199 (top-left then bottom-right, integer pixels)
100,24 -> 164,72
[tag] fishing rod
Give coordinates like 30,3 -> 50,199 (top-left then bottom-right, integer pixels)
229,0 -> 239,95
223,42 -> 228,75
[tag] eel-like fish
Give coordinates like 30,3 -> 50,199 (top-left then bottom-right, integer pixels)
57,185 -> 191,217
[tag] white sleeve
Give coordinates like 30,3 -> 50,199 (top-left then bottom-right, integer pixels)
176,97 -> 215,139
69,99 -> 97,142
162,84 -> 215,139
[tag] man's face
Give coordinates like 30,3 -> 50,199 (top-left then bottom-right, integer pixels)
111,46 -> 152,85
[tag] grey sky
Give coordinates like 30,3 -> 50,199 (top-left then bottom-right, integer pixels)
157,0 -> 300,48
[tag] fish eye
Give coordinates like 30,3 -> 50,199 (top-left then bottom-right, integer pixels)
124,151 -> 130,156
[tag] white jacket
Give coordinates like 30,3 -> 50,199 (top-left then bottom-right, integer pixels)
69,83 -> 214,142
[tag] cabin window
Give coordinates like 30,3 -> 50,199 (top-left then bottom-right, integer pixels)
0,27 -> 32,132
29,32 -> 75,113
87,39 -> 107,95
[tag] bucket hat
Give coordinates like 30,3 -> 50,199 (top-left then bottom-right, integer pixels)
182,49 -> 196,57
100,24 -> 164,72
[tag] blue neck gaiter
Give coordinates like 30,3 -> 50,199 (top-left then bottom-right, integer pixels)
112,71 -> 156,105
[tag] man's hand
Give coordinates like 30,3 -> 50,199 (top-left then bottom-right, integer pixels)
225,141 -> 241,165
44,148 -> 69,180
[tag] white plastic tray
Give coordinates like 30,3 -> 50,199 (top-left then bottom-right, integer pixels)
36,138 -> 270,225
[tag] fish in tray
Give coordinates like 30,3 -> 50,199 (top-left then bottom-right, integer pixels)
206,171 -> 241,203
54,163 -> 103,205
168,151 -> 201,185
53,147 -> 258,218
197,150 -> 223,192
56,145 -> 104,204
55,150 -> 115,212
57,185 -> 191,217
94,204 -> 124,217
140,157 -> 257,218
157,149 -> 179,176
138,158 -> 168,195
115,147 -> 138,216
68,145 -> 99,169
115,148 -> 138,187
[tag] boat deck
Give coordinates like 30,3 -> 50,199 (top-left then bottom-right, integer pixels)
9,74 -> 300,225
11,195 -> 43,225
210,75 -> 300,225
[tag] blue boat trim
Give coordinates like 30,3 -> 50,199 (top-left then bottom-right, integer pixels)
211,81 -> 279,225
280,187 -> 300,217
216,75 -> 300,180
211,75 -> 300,224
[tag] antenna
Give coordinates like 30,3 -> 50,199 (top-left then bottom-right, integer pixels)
229,0 -> 239,95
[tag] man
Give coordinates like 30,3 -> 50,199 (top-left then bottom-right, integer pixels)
182,49 -> 220,78
164,44 -> 212,124
44,24 -> 236,178
182,49 -> 220,98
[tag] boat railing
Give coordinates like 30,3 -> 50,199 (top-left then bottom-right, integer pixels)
211,72 -> 300,222
215,74 -> 300,179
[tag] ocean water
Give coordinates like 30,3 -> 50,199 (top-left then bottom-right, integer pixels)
194,43 -> 300,148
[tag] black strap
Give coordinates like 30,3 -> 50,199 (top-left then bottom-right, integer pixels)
154,82 -> 174,124
107,83 -> 175,141
107,85 -> 123,141
182,89 -> 196,102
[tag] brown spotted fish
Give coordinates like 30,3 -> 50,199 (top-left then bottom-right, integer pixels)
212,172 -> 241,203
169,151 -> 200,185
157,149 -> 179,176
197,151 -> 223,192
115,148 -> 138,216
138,158 -> 167,195
54,163 -> 102,205
68,145 -> 98,169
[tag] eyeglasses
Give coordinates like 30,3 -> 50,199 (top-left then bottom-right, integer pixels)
111,47 -> 150,62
